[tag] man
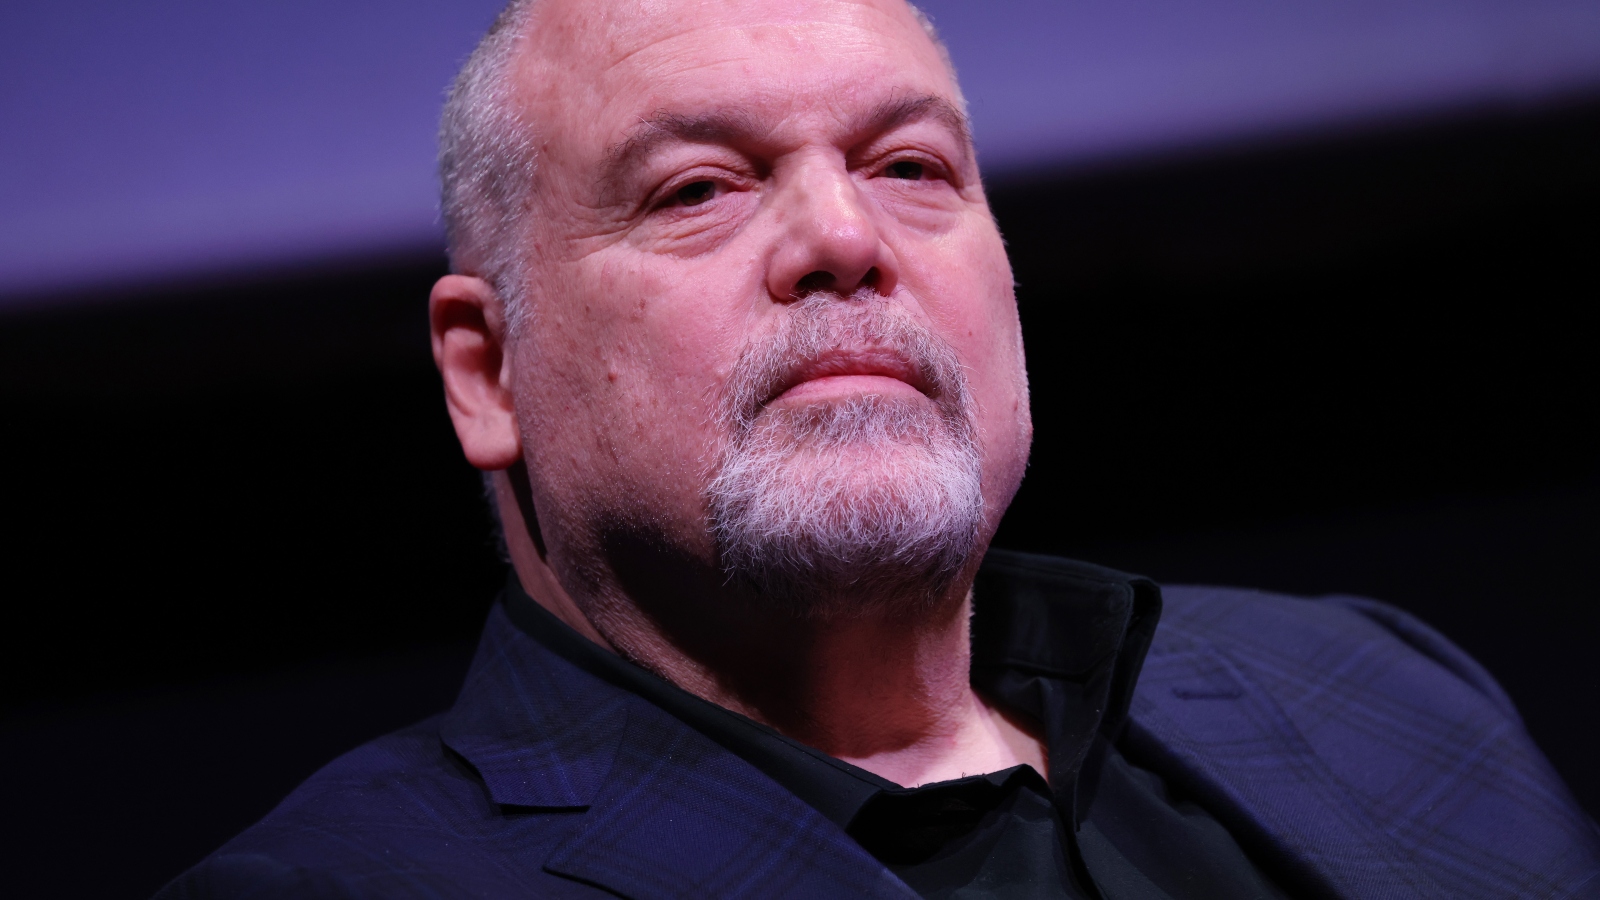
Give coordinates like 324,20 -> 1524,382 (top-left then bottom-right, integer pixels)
162,0 -> 1600,897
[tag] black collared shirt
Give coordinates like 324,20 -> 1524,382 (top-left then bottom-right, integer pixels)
503,549 -> 1293,899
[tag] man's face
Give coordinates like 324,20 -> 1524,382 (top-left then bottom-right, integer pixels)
505,0 -> 1031,598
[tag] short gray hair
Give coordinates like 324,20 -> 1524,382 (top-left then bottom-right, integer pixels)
438,0 -> 542,331
437,1 -> 958,332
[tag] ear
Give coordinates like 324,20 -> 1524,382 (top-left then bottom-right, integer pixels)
430,274 -> 522,470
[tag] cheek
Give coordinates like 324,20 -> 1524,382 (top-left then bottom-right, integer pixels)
597,256 -> 743,419
914,226 -> 1031,494
915,227 -> 1024,394
509,255 -> 651,495
567,254 -> 758,491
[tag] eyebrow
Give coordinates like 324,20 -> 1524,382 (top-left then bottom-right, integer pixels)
596,93 -> 972,199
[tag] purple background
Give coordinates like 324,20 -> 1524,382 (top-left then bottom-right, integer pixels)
3,0 -> 1599,305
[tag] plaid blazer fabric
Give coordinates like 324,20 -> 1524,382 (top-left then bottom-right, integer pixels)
159,563 -> 1600,899
1132,586 -> 1600,899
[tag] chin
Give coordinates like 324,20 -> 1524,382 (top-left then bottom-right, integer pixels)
706,396 -> 985,619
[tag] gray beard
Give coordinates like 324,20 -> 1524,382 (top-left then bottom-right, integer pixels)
705,294 -> 984,619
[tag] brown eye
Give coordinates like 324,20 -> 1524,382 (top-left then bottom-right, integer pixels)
676,180 -> 716,206
884,161 -> 924,180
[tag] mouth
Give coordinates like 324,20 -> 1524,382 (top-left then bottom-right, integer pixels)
764,349 -> 934,407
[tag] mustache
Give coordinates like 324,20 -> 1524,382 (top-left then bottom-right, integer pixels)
718,290 -> 972,432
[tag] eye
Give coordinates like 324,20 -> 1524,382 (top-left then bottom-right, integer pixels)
675,180 -> 717,206
883,160 -> 925,180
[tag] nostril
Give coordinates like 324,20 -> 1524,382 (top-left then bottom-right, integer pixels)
793,271 -> 835,299
790,267 -> 880,301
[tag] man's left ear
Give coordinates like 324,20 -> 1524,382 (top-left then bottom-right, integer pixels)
429,274 -> 522,471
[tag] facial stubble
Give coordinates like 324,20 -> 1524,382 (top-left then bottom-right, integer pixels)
706,293 -> 985,619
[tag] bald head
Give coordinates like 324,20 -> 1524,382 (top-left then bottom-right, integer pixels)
438,0 -> 960,326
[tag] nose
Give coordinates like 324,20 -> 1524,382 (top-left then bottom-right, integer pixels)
765,159 -> 900,302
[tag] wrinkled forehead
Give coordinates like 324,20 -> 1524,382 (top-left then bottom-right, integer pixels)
509,0 -> 959,162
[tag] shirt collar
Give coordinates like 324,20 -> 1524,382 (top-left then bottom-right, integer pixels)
500,548 -> 1162,829
970,550 -> 1163,816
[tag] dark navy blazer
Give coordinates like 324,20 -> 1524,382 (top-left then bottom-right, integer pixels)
160,555 -> 1600,899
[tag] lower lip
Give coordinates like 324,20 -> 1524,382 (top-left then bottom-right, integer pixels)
771,374 -> 925,405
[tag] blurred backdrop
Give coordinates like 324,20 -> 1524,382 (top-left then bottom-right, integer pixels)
2,1 -> 1598,897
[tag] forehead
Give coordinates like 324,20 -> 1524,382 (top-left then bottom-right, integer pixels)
514,0 -> 957,154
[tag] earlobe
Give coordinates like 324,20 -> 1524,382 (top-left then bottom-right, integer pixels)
430,274 -> 523,471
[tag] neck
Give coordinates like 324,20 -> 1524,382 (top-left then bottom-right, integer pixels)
491,473 -> 1044,786
675,591 -> 1043,787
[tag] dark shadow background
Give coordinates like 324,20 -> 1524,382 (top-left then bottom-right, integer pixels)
2,99 -> 1596,898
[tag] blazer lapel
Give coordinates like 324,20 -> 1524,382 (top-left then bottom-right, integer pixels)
543,698 -> 917,900
440,604 -> 627,808
443,603 -> 912,899
1127,642 -> 1451,899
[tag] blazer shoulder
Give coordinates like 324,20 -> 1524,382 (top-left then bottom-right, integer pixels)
1132,584 -> 1600,898
248,713 -> 480,824
1152,583 -> 1520,720
157,715 -> 595,899
156,852 -> 366,900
